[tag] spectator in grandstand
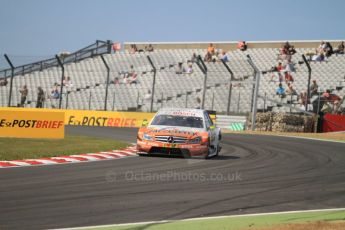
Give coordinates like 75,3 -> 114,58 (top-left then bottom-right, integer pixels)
144,89 -> 152,101
19,85 -> 28,107
204,51 -> 213,62
123,75 -> 129,84
318,41 -> 327,53
321,101 -> 332,114
130,44 -> 138,54
278,41 -> 295,61
129,65 -> 136,77
333,100 -> 343,114
312,51 -> 325,62
145,44 -> 154,52
322,89 -> 330,99
129,73 -> 138,84
186,62 -> 193,74
324,42 -> 333,57
175,62 -> 184,74
110,77 -> 120,85
36,86 -> 45,108
284,42 -> 296,55
237,41 -> 247,51
310,80 -> 319,96
219,51 -> 229,62
276,83 -> 286,97
284,71 -> 294,84
49,83 -> 60,100
286,84 -> 298,95
195,97 -> 201,109
63,76 -> 73,88
112,42 -> 121,53
207,43 -> 215,55
284,60 -> 295,73
190,53 -> 198,63
334,41 -> 344,55
0,78 -> 8,86
299,91 -> 307,106
267,62 -> 284,82
50,88 -> 60,99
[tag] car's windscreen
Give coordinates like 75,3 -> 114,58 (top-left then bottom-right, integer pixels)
151,115 -> 204,128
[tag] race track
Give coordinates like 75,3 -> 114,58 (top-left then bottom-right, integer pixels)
1,126 -> 345,230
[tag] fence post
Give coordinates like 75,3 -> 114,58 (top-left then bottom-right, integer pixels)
65,92 -> 69,109
136,91 -> 140,111
185,93 -> 188,108
237,91 -> 241,113
4,54 -> 15,107
211,91 -> 215,110
221,59 -> 234,115
147,55 -> 156,112
196,55 -> 208,109
302,54 -> 312,111
100,55 -> 110,111
247,55 -> 261,131
88,91 -> 92,110
112,91 -> 116,111
263,92 -> 267,112
55,55 -> 65,109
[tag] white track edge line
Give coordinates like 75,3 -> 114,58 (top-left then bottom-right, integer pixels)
53,207 -> 345,230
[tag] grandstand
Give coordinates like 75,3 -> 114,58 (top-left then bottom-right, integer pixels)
1,40 -> 344,114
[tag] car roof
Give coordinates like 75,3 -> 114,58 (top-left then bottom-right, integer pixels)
156,108 -> 205,118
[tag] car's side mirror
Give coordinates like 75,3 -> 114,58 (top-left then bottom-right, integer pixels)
142,119 -> 149,127
208,125 -> 215,130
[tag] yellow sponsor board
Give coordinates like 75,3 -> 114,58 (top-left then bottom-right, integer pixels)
0,108 -> 64,139
64,110 -> 154,127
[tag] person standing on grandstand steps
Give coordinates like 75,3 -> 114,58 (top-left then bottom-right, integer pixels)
19,85 -> 28,107
207,43 -> 215,55
36,86 -> 45,108
237,41 -> 247,51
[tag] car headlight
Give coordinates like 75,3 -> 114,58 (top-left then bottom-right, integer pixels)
143,133 -> 153,141
189,136 -> 202,144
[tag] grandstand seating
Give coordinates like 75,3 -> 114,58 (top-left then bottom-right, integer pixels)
1,41 -> 344,114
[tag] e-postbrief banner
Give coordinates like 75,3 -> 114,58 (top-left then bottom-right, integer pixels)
64,110 -> 154,127
0,108 -> 64,139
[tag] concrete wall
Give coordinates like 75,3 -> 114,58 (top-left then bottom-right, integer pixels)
124,40 -> 344,51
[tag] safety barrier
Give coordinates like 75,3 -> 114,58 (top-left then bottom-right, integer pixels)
0,108 -> 65,139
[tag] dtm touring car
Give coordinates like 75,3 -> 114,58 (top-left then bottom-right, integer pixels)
137,108 -> 221,159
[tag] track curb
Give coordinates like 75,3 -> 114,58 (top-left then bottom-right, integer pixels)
0,146 -> 138,169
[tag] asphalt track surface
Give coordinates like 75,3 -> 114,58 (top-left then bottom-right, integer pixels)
1,126 -> 345,230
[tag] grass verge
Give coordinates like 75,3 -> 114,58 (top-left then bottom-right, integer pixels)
0,135 -> 128,161
222,130 -> 345,142
80,209 -> 345,230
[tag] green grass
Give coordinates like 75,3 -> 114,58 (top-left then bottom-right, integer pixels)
0,135 -> 128,160
82,210 -> 345,230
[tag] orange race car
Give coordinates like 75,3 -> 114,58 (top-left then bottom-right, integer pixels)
137,108 -> 221,159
